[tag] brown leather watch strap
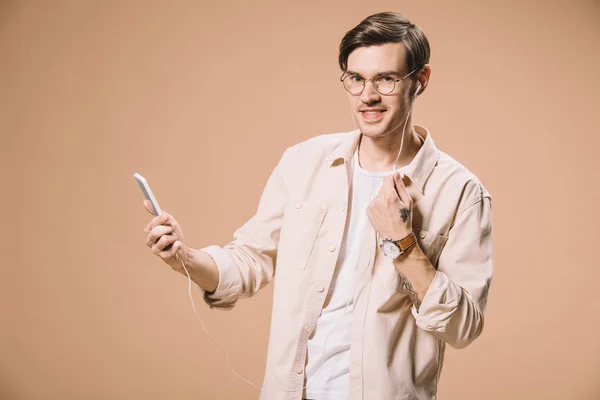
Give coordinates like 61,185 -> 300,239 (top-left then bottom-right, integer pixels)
393,231 -> 417,253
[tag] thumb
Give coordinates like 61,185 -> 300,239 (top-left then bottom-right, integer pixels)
394,171 -> 404,183
393,172 -> 410,203
393,172 -> 403,191
143,199 -> 153,214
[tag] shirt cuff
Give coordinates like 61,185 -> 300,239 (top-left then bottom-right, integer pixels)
199,245 -> 242,310
411,270 -> 462,331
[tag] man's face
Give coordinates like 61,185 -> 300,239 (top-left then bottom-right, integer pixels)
344,43 -> 415,140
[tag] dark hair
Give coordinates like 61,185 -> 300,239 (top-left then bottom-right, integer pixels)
338,12 -> 430,75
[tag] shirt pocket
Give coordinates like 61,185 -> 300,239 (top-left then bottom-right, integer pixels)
278,199 -> 327,271
412,227 -> 448,269
389,227 -> 449,292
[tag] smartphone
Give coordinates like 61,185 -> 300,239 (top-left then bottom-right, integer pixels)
134,173 -> 163,216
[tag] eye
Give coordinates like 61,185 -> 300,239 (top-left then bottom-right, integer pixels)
349,75 -> 363,82
378,75 -> 394,82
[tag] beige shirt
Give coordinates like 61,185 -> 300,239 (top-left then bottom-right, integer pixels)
201,125 -> 494,400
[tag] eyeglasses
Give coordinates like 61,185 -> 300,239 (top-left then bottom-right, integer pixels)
340,67 -> 419,96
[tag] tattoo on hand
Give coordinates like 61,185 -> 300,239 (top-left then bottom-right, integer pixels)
398,274 -> 421,311
400,208 -> 411,223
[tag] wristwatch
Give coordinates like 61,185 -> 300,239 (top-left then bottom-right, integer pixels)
380,231 -> 417,259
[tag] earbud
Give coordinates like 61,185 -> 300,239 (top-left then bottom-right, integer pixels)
414,83 -> 422,97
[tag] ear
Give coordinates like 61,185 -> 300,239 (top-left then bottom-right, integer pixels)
415,64 -> 431,96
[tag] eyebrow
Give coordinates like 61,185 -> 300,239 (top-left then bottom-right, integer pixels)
345,70 -> 402,77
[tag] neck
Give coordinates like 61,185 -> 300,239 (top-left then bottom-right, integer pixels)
357,121 -> 423,173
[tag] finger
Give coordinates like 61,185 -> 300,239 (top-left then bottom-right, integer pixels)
152,233 -> 177,254
144,213 -> 172,236
143,200 -> 153,214
152,234 -> 177,253
366,204 -> 372,221
382,174 -> 400,202
383,174 -> 395,191
170,218 -> 181,234
146,225 -> 175,247
160,240 -> 183,261
393,172 -> 411,205
144,215 -> 163,235
144,217 -> 159,236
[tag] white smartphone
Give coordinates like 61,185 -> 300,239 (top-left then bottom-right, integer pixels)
134,173 -> 163,216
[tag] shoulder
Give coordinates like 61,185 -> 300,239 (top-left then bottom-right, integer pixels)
288,130 -> 355,153
436,150 -> 492,215
279,130 -> 356,164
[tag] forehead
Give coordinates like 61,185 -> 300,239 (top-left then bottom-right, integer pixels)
346,42 -> 407,75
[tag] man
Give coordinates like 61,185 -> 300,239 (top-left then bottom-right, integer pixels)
143,12 -> 493,400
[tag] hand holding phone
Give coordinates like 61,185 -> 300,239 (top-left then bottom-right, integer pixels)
135,173 -> 187,270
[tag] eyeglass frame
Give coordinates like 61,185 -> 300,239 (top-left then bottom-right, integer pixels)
339,67 -> 420,96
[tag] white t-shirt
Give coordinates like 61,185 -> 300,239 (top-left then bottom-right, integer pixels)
303,149 -> 409,400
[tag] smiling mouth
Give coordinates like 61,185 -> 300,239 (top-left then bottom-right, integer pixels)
360,110 -> 386,120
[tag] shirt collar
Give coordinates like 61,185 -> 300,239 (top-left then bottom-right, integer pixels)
324,125 -> 440,194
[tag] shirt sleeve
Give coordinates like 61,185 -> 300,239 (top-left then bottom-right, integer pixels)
411,184 -> 493,349
197,147 -> 293,310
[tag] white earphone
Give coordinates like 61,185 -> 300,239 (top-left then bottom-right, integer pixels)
415,82 -> 422,97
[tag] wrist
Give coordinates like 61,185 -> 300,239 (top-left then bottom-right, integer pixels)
381,231 -> 417,260
176,247 -> 219,293
194,248 -> 220,293
393,243 -> 434,273
393,246 -> 436,294
390,229 -> 413,241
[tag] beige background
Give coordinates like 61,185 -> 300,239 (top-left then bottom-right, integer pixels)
1,0 -> 599,399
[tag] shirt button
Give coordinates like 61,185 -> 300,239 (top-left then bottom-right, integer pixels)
304,324 -> 311,333
342,205 -> 346,212
295,201 -> 302,209
328,244 -> 336,252
317,285 -> 324,293
419,230 -> 427,239
296,366 -> 304,374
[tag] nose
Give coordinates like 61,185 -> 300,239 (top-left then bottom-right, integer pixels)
359,79 -> 380,103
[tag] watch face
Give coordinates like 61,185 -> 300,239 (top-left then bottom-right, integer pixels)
382,241 -> 401,258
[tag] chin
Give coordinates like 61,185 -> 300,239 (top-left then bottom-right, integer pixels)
357,123 -> 391,138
